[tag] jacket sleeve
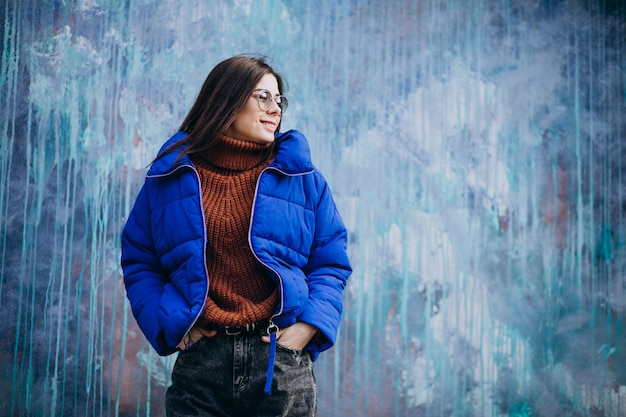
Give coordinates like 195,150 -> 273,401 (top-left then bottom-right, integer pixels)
298,180 -> 352,355
120,184 -> 177,356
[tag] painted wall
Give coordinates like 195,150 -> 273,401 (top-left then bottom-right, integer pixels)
2,0 -> 625,416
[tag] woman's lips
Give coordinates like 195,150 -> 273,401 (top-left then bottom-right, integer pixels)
261,120 -> 277,129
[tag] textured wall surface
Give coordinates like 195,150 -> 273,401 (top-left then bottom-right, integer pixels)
1,1 -> 625,416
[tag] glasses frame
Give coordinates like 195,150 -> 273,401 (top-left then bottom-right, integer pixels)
251,89 -> 288,114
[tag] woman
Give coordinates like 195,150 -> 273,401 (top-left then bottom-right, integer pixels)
120,55 -> 352,416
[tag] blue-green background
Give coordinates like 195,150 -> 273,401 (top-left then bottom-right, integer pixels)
2,0 -> 626,415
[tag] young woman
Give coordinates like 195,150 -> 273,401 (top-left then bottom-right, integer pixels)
120,55 -> 352,416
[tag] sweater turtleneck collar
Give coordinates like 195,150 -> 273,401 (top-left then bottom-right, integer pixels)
197,135 -> 274,172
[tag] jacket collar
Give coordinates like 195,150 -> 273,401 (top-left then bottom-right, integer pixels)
148,129 -> 314,176
271,129 -> 315,174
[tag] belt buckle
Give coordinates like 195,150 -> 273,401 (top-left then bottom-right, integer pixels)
224,326 -> 242,336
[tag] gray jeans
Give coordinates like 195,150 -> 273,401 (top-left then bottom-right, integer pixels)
165,330 -> 317,417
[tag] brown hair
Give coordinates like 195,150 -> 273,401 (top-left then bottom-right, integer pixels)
158,55 -> 286,163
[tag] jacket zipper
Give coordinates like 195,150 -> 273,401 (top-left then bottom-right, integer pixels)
248,165 -> 314,335
149,163 -> 210,348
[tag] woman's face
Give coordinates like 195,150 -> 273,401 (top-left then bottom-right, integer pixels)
226,73 -> 282,144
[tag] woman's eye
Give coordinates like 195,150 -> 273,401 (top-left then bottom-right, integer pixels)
258,92 -> 269,102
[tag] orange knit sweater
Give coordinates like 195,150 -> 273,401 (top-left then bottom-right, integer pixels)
191,136 -> 279,327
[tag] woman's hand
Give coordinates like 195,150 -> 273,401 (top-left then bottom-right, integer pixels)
177,326 -> 217,351
261,322 -> 319,350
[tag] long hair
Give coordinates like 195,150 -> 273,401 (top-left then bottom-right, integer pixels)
158,55 -> 286,163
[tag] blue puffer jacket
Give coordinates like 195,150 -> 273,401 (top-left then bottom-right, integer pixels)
121,129 -> 352,362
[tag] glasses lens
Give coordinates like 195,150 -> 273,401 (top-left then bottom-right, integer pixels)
255,90 -> 287,114
256,91 -> 270,111
276,96 -> 288,113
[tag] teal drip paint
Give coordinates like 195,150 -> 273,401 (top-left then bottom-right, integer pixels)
573,23 -> 585,305
399,189 -> 410,414
0,1 -> 17,307
53,150 -> 71,415
69,159 -> 83,412
114,303 -> 130,417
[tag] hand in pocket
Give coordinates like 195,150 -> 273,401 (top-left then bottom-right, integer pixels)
177,326 -> 217,351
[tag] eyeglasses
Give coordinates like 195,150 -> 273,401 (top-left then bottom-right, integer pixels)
252,89 -> 288,114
